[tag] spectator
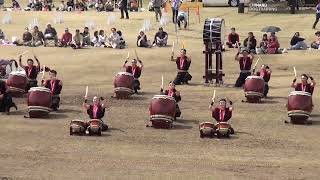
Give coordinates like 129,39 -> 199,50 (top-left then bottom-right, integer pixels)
152,27 -> 168,47
98,30 -> 107,47
67,0 -> 74,11
91,30 -> 104,47
95,0 -> 104,11
129,0 -> 138,11
312,1 -> 320,29
11,0 -> 21,10
44,23 -> 58,46
152,0 -> 162,22
31,26 -> 45,47
137,30 -> 151,48
34,0 -> 43,11
0,29 -> 5,40
71,29 -> 83,49
267,33 -> 280,54
177,10 -> 188,29
243,32 -> 257,53
107,28 -> 121,48
119,0 -> 129,19
81,27 -> 90,46
22,27 -> 33,46
311,31 -> 320,49
289,32 -> 307,50
226,27 -> 240,48
256,34 -> 268,54
117,30 -> 126,49
171,0 -> 181,23
59,28 -> 72,47
56,0 -> 67,11
105,0 -> 114,11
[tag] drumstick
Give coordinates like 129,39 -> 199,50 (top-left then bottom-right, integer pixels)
172,41 -> 175,53
293,66 -> 297,77
134,49 -> 138,59
236,41 -> 239,48
161,75 -> 164,89
41,65 -> 45,79
85,86 -> 89,98
212,90 -> 216,102
254,58 -> 260,68
127,52 -> 130,59
18,50 -> 29,57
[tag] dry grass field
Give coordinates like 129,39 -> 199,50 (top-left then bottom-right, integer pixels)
0,3 -> 320,180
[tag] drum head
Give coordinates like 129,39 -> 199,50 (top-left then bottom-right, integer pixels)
152,95 -> 176,102
117,72 -> 133,76
246,75 -> 263,80
289,91 -> 311,97
9,70 -> 26,77
203,18 -> 225,44
29,87 -> 51,93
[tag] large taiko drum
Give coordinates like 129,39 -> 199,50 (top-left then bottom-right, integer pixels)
70,119 -> 87,135
199,122 -> 214,138
215,122 -> 231,138
87,119 -> 102,136
113,72 -> 134,99
27,87 -> 52,118
6,71 -> 27,96
244,76 -> 264,103
287,91 -> 313,124
203,18 -> 225,45
149,95 -> 176,129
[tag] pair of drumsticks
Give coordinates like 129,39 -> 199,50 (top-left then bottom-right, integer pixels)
126,49 -> 139,60
18,50 -> 46,79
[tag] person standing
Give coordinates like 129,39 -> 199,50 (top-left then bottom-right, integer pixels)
152,0 -> 162,22
170,0 -> 181,23
312,1 -> 320,29
119,0 -> 129,19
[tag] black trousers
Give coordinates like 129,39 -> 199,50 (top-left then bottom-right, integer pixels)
25,80 -> 38,91
51,96 -> 60,111
0,92 -> 15,112
235,72 -> 251,87
120,7 -> 129,19
313,13 -> 320,28
133,79 -> 140,92
173,72 -> 192,85
264,83 -> 269,97
175,104 -> 181,118
172,8 -> 178,23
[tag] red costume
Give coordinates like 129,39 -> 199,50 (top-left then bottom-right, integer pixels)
212,107 -> 232,122
25,65 -> 40,80
44,79 -> 63,111
295,83 -> 314,95
87,104 -> 106,119
61,32 -> 72,45
125,66 -> 142,79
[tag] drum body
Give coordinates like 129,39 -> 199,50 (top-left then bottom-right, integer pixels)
7,71 -> 27,96
244,76 -> 264,103
203,18 -> 225,45
113,72 -> 134,99
70,119 -> 86,135
199,122 -> 214,138
149,95 -> 176,129
27,87 -> 52,118
287,91 -> 312,124
215,122 -> 231,137
87,119 -> 102,136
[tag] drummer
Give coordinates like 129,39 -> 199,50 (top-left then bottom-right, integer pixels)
209,98 -> 234,134
234,48 -> 254,87
160,82 -> 181,119
171,48 -> 192,85
291,74 -> 316,95
123,59 -> 144,94
0,80 -> 17,114
19,55 -> 41,91
42,70 -> 63,111
254,64 -> 272,97
83,96 -> 108,131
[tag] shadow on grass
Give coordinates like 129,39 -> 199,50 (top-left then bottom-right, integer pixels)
173,124 -> 193,130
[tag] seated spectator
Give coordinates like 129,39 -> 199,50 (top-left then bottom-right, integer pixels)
11,0 -> 21,10
152,27 -> 168,47
289,32 -> 307,50
267,33 -> 280,54
25,0 -> 35,11
256,34 -> 268,54
31,26 -> 45,47
67,0 -> 74,11
0,29 -> 5,40
81,27 -> 90,46
75,0 -> 87,11
105,0 -> 114,11
117,30 -> 126,49
130,0 -> 138,11
56,0 -> 67,11
243,32 -> 257,53
177,10 -> 188,29
226,27 -> 240,48
98,30 -> 107,47
34,0 -> 43,11
44,23 -> 58,46
59,28 -> 72,47
137,30 -> 151,48
91,30 -> 105,47
107,28 -> 121,48
71,29 -> 83,49
311,31 -> 320,49
95,0 -> 104,11
43,0 -> 52,11
22,27 -> 32,46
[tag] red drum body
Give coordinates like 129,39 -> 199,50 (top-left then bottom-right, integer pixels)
215,122 -> 231,138
114,72 -> 134,99
7,71 -> 27,97
87,119 -> 102,136
244,76 -> 264,103
27,87 -> 52,118
70,119 -> 87,135
149,95 -> 176,129
287,91 -> 312,124
199,122 -> 214,138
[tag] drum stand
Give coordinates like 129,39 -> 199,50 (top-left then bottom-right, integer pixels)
203,41 -> 224,86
